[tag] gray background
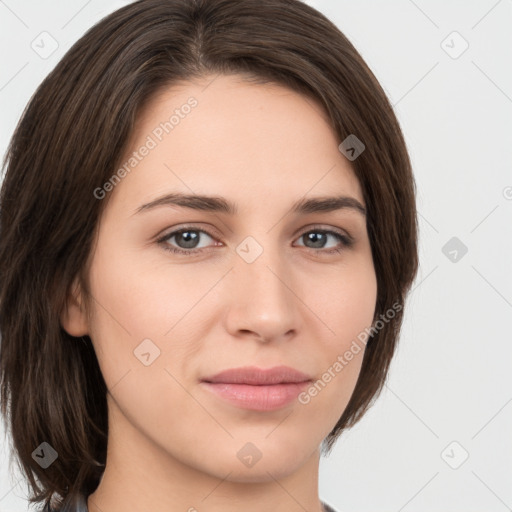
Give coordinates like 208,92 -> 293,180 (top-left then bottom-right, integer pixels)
1,1 -> 511,510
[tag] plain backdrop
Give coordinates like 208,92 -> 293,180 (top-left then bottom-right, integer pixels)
1,1 -> 511,511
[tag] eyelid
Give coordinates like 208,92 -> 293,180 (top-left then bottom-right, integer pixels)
295,223 -> 353,243
156,222 -> 352,241
156,222 -> 354,255
154,223 -> 220,242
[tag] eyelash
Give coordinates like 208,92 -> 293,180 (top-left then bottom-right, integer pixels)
156,224 -> 353,257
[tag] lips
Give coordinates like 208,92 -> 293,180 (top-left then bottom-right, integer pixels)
200,365 -> 313,411
201,365 -> 312,385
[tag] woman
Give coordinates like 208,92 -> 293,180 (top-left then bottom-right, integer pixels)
0,1 -> 418,511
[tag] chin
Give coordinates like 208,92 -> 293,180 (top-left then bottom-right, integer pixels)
197,438 -> 315,483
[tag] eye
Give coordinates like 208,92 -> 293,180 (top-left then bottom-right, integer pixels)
157,226 -> 218,256
294,227 -> 353,254
157,225 -> 353,257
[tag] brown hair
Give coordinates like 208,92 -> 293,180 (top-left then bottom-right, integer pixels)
0,0 -> 418,509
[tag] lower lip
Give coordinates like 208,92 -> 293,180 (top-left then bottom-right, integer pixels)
200,381 -> 310,411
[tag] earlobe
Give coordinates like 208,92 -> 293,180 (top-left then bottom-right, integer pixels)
60,277 -> 89,337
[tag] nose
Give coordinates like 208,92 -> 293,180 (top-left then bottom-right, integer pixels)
223,244 -> 300,343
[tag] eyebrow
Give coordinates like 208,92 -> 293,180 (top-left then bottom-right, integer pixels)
134,192 -> 366,217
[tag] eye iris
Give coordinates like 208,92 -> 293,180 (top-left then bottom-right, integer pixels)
305,232 -> 326,248
176,230 -> 200,249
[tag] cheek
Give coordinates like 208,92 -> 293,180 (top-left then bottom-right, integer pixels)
314,256 -> 378,345
88,243 -> 206,340
298,258 -> 377,421
85,237 -> 227,394
85,248 -> 210,445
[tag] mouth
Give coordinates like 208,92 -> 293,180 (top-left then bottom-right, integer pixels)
200,365 -> 312,411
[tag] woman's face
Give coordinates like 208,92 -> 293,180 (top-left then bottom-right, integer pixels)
64,73 -> 377,482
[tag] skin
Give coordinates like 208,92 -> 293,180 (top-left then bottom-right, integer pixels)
61,73 -> 377,512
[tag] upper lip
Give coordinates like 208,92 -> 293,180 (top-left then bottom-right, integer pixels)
201,365 -> 312,385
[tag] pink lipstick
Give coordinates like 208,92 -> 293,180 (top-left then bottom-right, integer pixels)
200,365 -> 312,411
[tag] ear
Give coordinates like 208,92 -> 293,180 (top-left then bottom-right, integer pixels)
60,277 -> 89,337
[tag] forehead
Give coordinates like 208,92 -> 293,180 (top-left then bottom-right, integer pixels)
108,74 -> 364,213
